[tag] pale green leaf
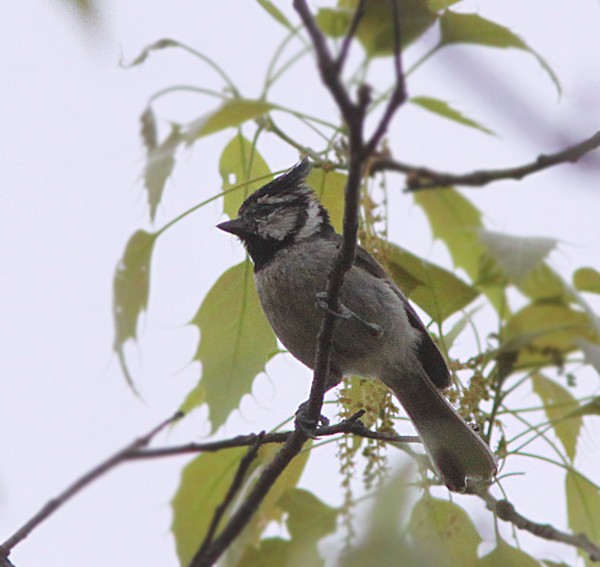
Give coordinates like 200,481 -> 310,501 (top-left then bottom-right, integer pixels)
414,189 -> 507,314
574,267 -> 600,294
171,447 -> 248,566
387,243 -> 479,323
503,302 -> 599,367
144,124 -> 181,221
427,0 -> 461,10
410,96 -> 495,135
577,339 -> 600,375
478,230 -> 557,283
184,99 -> 274,143
306,168 -> 346,232
140,107 -> 157,153
113,230 -> 157,389
517,263 -> 571,303
239,539 -> 289,567
256,0 -> 292,29
439,12 -> 561,95
336,0 -> 438,56
444,305 -> 482,351
184,261 -> 277,430
566,471 -> 600,567
172,444 -> 311,567
565,397 -> 600,420
531,373 -> 582,461
315,7 -> 352,38
122,38 -> 178,67
408,496 -> 481,565
219,134 -> 271,219
480,538 -> 542,566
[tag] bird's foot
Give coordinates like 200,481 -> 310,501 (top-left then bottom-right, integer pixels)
294,401 -> 329,438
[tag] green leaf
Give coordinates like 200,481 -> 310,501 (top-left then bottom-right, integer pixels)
478,230 -> 557,283
306,168 -> 346,232
408,496 -> 481,565
144,124 -> 181,221
315,7 -> 352,38
531,373 -> 582,461
410,96 -> 495,136
439,11 -> 561,95
574,267 -> 600,294
566,470 -> 600,567
183,261 -> 277,431
220,134 -> 272,219
565,396 -> 600,420
334,0 -> 438,56
577,339 -> 600,375
256,0 -> 292,29
503,302 -> 599,367
387,243 -> 479,323
240,489 -> 338,566
184,99 -> 274,143
427,0 -> 461,10
140,107 -> 157,153
113,230 -> 157,389
172,444 -> 311,567
413,188 -> 508,314
122,38 -> 178,67
480,538 -> 543,566
517,263 -> 570,303
171,447 -> 248,566
443,305 -> 482,351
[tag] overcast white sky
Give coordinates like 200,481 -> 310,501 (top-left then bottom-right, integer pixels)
1,1 -> 600,566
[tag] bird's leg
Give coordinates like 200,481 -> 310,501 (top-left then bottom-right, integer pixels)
315,291 -> 384,338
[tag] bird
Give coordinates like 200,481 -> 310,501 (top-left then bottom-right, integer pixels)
217,159 -> 497,492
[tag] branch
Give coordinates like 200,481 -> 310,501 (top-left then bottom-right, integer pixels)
371,129 -> 600,190
0,411 -> 183,561
193,433 -> 265,562
473,487 -> 600,562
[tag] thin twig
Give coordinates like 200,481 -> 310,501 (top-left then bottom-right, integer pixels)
371,129 -> 600,189
334,0 -> 366,73
192,432 -> 265,563
472,487 -> 600,562
0,411 -> 183,557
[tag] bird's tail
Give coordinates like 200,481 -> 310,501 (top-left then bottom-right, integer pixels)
383,370 -> 497,492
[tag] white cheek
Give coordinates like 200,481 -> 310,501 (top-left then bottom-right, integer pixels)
295,200 -> 322,241
257,210 -> 298,240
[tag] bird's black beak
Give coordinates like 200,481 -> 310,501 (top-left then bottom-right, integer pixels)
216,217 -> 250,237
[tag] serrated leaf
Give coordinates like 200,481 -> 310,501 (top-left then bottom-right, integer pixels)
172,444 -> 311,567
334,0 -> 438,56
171,447 -> 248,566
144,124 -> 181,221
315,7 -> 352,38
220,134 -> 271,219
184,99 -> 274,143
518,263 -> 570,303
479,230 -> 557,283
306,168 -> 346,232
577,339 -> 600,375
532,373 -> 582,461
574,267 -> 600,294
414,189 -> 507,315
565,396 -> 600,420
140,107 -> 157,153
444,305 -> 482,351
503,302 -> 599,367
410,96 -> 495,136
122,38 -> 178,67
113,230 -> 157,388
427,0 -> 461,10
387,243 -> 479,323
241,489 -> 338,567
256,0 -> 292,29
408,496 -> 481,565
439,11 -> 561,95
480,538 -> 542,566
566,470 -> 600,567
183,261 -> 277,431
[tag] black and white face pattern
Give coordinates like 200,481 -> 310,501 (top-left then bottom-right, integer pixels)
239,160 -> 331,235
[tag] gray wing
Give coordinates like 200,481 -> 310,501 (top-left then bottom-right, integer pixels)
353,243 -> 452,389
